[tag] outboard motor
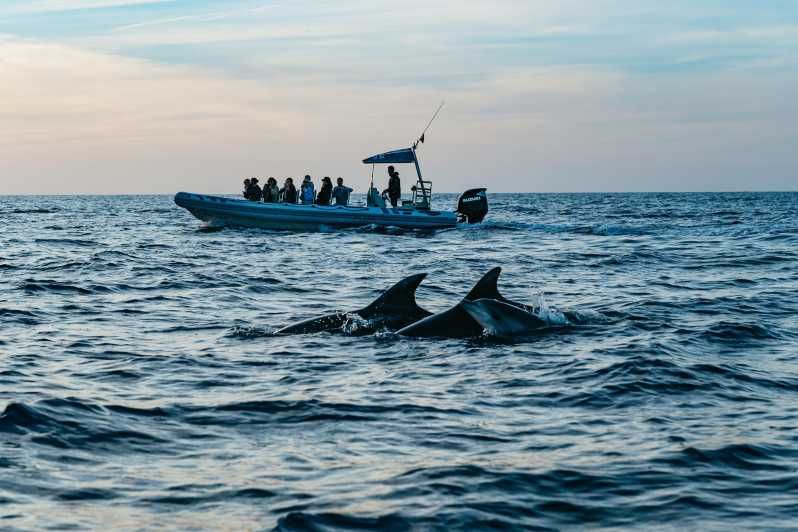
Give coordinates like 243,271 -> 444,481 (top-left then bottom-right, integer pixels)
456,188 -> 489,223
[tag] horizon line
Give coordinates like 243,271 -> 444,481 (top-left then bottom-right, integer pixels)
2,190 -> 797,197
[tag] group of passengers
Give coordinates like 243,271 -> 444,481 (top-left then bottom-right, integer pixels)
243,175 -> 354,206
242,167 -> 401,208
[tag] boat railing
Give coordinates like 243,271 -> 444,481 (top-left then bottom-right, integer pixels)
411,180 -> 433,210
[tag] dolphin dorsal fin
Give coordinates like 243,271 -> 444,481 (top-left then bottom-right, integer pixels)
360,273 -> 428,315
464,267 -> 504,301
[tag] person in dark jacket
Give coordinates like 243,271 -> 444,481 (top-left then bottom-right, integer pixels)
263,177 -> 280,203
247,178 -> 263,202
382,166 -> 401,207
243,178 -> 251,199
315,176 -> 333,205
280,178 -> 298,204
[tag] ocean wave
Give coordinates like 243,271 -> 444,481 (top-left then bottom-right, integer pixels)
700,322 -> 783,343
33,259 -> 90,272
595,250 -> 674,266
574,224 -> 653,236
276,512 -> 412,531
0,308 -> 40,324
4,208 -> 59,214
56,488 -> 119,502
178,399 -> 473,426
34,238 -> 101,248
556,355 -> 798,403
479,220 -> 656,236
143,487 -> 281,507
658,443 -> 798,472
384,465 -> 666,528
0,399 -> 166,453
17,279 -> 115,294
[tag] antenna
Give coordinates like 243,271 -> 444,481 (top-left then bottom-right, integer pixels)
413,100 -> 444,149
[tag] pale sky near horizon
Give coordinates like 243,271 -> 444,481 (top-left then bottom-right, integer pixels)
1,0 -> 796,194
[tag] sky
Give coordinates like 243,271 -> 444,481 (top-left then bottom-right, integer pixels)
1,0 -> 796,194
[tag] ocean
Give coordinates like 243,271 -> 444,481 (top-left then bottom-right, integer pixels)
1,192 -> 797,530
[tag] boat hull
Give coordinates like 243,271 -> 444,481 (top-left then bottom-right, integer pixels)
174,192 -> 458,231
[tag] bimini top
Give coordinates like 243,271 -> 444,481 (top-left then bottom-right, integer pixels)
362,148 -> 416,165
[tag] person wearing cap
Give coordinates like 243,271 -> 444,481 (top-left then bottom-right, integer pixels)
315,176 -> 333,205
242,178 -> 251,199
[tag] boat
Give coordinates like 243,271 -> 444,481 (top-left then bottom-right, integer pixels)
174,117 -> 489,231
173,191 -> 472,231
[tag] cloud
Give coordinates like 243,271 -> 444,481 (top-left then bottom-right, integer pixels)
661,24 -> 798,44
2,35 -> 796,195
0,0 -> 173,15
1,2 -> 797,193
0,37 -> 467,193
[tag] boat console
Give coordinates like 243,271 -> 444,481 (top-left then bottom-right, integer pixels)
362,145 -> 488,222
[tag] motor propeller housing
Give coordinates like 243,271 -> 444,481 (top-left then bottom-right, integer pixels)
457,188 -> 489,223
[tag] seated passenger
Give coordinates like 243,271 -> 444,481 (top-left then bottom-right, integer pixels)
300,175 -> 315,205
263,177 -> 280,203
367,185 -> 386,208
332,177 -> 354,206
243,178 -> 251,199
280,178 -> 298,203
248,178 -> 263,202
315,176 -> 333,205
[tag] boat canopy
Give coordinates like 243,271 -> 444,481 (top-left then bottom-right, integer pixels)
362,148 -> 416,165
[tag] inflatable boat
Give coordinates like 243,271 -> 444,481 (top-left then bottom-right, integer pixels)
174,144 -> 488,232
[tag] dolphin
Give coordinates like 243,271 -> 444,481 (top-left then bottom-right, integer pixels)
461,299 -> 547,338
276,273 -> 431,335
396,267 -> 525,338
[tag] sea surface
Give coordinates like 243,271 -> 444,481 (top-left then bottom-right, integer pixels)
1,192 -> 797,531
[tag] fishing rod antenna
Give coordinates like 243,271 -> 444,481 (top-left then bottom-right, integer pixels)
413,100 -> 444,150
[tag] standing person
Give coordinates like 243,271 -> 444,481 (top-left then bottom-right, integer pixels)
280,178 -> 298,203
263,177 -> 280,203
382,166 -> 401,207
300,175 -> 315,205
242,178 -> 251,199
315,177 -> 333,205
332,177 -> 354,206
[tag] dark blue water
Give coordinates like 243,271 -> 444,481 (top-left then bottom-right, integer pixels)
1,192 -> 797,530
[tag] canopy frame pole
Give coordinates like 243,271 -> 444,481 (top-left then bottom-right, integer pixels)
412,149 -> 422,182
412,148 -> 430,209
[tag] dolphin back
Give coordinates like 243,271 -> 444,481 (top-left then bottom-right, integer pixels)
277,273 -> 430,335
461,299 -> 547,337
276,311 -> 350,335
396,305 -> 477,338
464,267 -> 506,302
359,273 -> 431,324
397,267 -> 509,338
